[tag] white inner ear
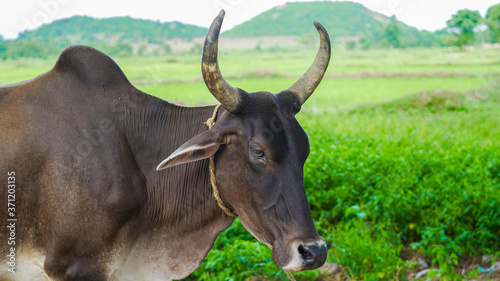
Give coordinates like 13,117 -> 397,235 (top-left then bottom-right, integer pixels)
156,142 -> 219,170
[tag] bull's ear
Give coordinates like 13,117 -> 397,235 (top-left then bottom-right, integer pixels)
156,130 -> 221,170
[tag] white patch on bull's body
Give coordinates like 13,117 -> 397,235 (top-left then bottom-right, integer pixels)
1,222 -> 224,281
0,245 -> 49,281
108,224 -> 219,281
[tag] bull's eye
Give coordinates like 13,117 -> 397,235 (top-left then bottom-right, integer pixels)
250,148 -> 268,162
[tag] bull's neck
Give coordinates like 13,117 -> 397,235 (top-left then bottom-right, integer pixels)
117,90 -> 233,230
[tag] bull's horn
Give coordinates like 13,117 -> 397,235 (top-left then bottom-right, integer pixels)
202,10 -> 245,113
281,22 -> 331,111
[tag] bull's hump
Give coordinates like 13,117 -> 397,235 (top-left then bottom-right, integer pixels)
54,45 -> 132,88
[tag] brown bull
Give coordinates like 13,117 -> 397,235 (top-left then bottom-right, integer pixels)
0,10 -> 330,280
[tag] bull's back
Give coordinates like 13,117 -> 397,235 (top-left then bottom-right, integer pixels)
0,46 -> 147,279
0,44 -> 139,183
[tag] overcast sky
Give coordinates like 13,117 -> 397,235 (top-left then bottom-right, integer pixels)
1,0 -> 498,39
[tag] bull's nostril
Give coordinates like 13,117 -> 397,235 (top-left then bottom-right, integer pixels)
298,244 -> 314,261
297,243 -> 327,270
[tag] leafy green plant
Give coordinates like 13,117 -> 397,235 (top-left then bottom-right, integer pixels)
329,218 -> 405,280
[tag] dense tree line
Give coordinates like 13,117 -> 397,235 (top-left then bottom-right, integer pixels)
356,3 -> 500,50
0,38 -> 140,60
18,16 -> 207,42
0,16 -> 204,59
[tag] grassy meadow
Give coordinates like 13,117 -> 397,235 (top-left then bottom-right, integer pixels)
1,45 -> 500,280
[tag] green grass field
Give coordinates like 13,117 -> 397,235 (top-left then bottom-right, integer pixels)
1,46 -> 500,280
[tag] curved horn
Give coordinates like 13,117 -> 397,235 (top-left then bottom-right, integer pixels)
284,22 -> 331,107
202,10 -> 244,113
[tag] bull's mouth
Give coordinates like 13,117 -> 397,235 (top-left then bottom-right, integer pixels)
272,239 -> 328,272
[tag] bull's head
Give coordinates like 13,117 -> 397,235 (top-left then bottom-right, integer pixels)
157,10 -> 330,271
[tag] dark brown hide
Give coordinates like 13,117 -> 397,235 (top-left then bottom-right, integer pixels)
0,46 -> 233,280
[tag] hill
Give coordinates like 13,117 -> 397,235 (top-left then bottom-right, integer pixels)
18,15 -> 208,44
223,1 -> 440,47
224,1 -> 382,37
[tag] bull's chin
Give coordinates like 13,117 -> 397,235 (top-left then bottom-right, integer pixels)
272,241 -> 305,272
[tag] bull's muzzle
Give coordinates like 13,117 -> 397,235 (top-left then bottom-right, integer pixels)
280,239 -> 327,271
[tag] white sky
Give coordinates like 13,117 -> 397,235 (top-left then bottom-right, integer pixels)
0,0 -> 498,39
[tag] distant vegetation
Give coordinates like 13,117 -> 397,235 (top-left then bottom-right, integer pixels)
1,1 -> 499,60
0,16 -> 207,59
18,15 -> 207,42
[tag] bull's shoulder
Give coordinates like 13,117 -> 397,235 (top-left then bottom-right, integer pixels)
53,45 -> 132,88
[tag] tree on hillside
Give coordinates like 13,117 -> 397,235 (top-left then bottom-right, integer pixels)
486,3 -> 500,42
446,9 -> 482,48
382,16 -> 403,48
